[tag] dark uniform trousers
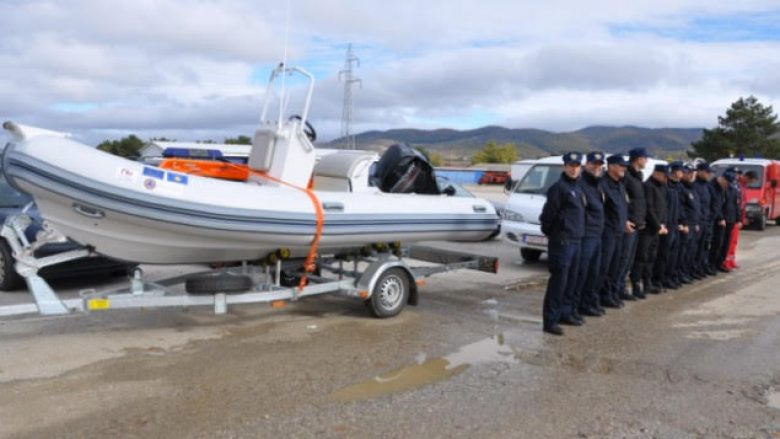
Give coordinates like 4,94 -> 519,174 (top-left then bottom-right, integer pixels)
655,229 -> 678,285
681,228 -> 698,277
635,229 -> 660,284
696,221 -> 713,273
599,232 -> 623,304
664,228 -> 682,283
718,222 -> 736,267
543,239 -> 581,328
571,236 -> 602,311
617,230 -> 639,294
709,223 -> 727,269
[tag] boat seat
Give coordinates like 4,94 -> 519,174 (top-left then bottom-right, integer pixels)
248,129 -> 277,172
313,152 -> 376,192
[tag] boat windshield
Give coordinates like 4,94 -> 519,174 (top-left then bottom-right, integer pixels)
711,164 -> 764,189
514,164 -> 563,195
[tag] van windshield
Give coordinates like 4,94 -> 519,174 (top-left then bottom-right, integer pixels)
514,164 -> 563,195
710,164 -> 764,189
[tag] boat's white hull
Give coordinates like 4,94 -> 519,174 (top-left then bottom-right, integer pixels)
4,135 -> 499,264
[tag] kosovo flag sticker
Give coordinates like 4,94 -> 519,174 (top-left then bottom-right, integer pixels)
167,172 -> 189,185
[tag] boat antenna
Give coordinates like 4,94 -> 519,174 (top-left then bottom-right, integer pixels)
278,0 -> 292,128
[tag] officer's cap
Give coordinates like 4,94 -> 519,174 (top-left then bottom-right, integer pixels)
628,148 -> 649,161
586,151 -> 605,164
683,164 -> 695,173
562,152 -> 582,165
723,170 -> 737,183
695,162 -> 711,172
606,155 -> 628,167
669,161 -> 685,172
654,164 -> 669,174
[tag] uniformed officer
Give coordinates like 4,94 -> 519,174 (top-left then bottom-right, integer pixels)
622,148 -> 648,299
540,152 -> 586,336
599,154 -> 631,307
571,152 -> 605,319
679,164 -> 700,282
636,164 -> 669,295
707,170 -> 730,274
693,162 -> 713,278
655,161 -> 684,290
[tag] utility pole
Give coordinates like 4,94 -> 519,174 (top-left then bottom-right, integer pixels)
339,43 -> 361,149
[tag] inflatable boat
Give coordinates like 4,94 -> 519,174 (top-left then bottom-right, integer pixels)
2,65 -> 498,264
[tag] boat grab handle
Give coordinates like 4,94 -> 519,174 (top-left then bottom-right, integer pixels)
73,203 -> 105,219
473,205 -> 487,213
322,202 -> 344,212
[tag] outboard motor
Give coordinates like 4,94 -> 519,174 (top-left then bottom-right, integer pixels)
371,143 -> 440,194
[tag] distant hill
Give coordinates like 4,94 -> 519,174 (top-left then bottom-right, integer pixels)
327,125 -> 704,161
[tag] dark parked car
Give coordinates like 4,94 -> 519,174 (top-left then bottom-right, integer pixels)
0,177 -> 131,290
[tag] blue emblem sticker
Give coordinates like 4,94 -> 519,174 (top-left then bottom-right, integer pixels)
167,172 -> 188,185
143,167 -> 164,180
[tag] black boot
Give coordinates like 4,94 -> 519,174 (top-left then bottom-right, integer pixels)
632,281 -> 646,299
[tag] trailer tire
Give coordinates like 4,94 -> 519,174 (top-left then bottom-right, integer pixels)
0,240 -> 24,291
365,267 -> 409,318
185,273 -> 253,295
520,248 -> 542,262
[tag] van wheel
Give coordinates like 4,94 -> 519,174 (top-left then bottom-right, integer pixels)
520,248 -> 542,262
0,240 -> 24,291
757,213 -> 767,231
365,268 -> 409,318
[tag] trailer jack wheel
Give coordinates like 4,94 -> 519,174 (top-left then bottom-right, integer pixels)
365,267 -> 409,318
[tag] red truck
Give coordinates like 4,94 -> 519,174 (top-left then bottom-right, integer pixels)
711,158 -> 780,230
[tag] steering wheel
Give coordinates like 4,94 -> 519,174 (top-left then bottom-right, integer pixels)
288,115 -> 317,143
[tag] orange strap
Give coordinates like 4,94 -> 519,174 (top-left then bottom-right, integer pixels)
243,169 -> 324,290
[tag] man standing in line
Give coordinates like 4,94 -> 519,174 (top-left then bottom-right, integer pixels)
622,148 -> 648,299
599,155 -> 632,306
572,152 -> 606,318
708,171 -> 730,274
693,162 -> 714,278
635,164 -> 669,295
718,169 -> 741,272
655,162 -> 683,290
679,164 -> 700,282
539,152 -> 586,336
723,170 -> 758,270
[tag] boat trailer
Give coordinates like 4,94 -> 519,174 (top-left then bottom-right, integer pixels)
0,214 -> 499,319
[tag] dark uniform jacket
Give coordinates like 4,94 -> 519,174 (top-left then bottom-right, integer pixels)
644,176 -> 668,233
600,174 -> 628,235
724,183 -> 740,223
577,171 -> 605,238
709,180 -> 726,223
666,179 -> 684,228
624,166 -> 647,228
540,173 -> 586,242
693,178 -> 712,224
681,180 -> 700,226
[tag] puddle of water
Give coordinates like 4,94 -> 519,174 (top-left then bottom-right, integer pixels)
769,389 -> 780,411
330,335 -> 514,401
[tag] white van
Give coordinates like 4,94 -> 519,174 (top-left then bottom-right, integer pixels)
502,155 -> 666,261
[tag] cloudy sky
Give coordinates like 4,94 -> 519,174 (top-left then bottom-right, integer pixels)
1,0 -> 779,144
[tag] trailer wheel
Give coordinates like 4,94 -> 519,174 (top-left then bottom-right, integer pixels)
185,273 -> 253,295
0,240 -> 24,291
365,268 -> 409,318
